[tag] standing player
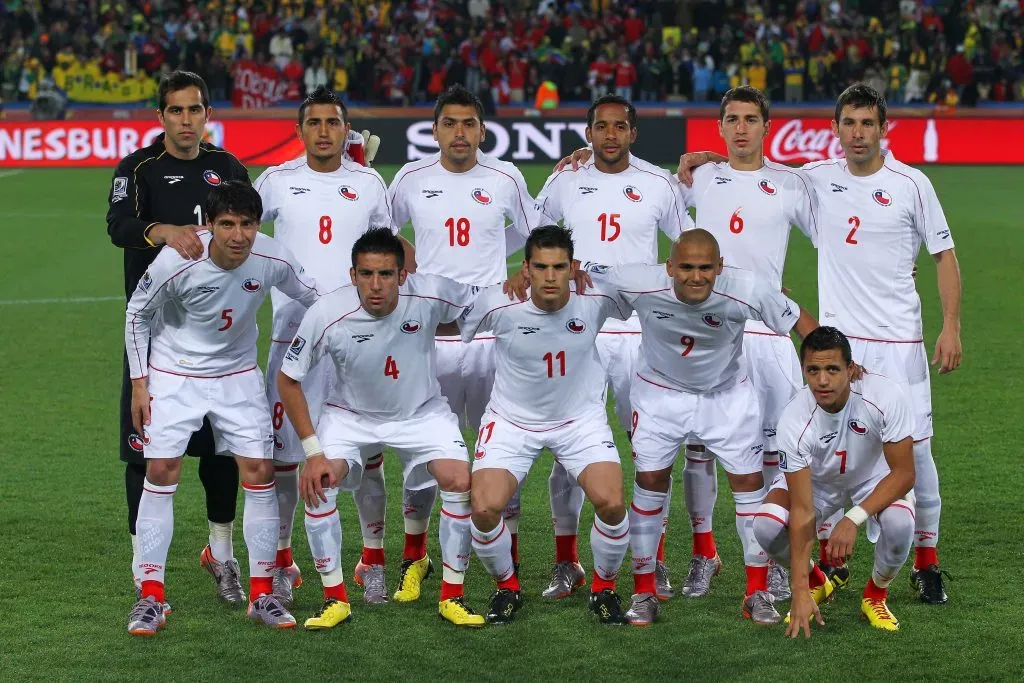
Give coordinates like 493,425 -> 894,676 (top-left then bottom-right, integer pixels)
754,327 -> 916,635
527,94 -> 693,601
386,84 -> 543,600
464,226 -> 632,625
590,230 -> 819,626
277,229 -> 485,629
124,181 -> 320,635
106,71 -> 252,607
255,86 -> 404,607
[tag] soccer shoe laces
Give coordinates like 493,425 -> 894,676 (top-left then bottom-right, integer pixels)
129,596 -> 161,622
447,595 -> 480,616
865,598 -> 894,621
313,597 -> 341,616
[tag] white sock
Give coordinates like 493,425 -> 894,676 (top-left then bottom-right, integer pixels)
439,491 -> 472,585
683,448 -> 716,536
352,453 -> 387,548
591,515 -> 630,581
660,477 -> 673,554
752,503 -> 790,564
135,480 -> 177,587
629,484 -> 666,578
130,533 -> 141,589
470,519 -> 515,582
304,487 -> 342,584
733,487 -> 769,567
874,502 -> 915,588
242,482 -> 280,587
403,485 -> 436,535
273,463 -> 298,553
208,520 -> 234,562
912,439 -> 941,550
549,461 -> 585,536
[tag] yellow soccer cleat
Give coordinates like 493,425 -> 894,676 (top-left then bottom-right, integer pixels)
784,577 -> 835,624
393,555 -> 434,603
438,596 -> 485,628
862,597 -> 900,631
303,598 -> 353,630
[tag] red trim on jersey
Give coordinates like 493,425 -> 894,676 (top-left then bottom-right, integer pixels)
592,520 -> 629,540
472,298 -> 528,328
846,334 -> 924,344
616,287 -> 671,296
304,506 -> 337,518
913,437 -> 931,444
766,161 -> 818,235
491,409 -> 575,432
254,160 -> 307,194
130,257 -> 210,375
630,502 -> 663,516
635,372 -> 680,393
324,402 -> 358,414
242,481 -> 276,491
149,364 -> 257,379
754,511 -> 787,526
889,501 -> 916,520
477,160 -> 535,231
312,303 -> 365,351
434,336 -> 497,342
851,390 -> 885,418
389,158 -> 440,203
343,159 -> 393,219
399,292 -> 466,308
734,511 -> 759,517
271,338 -> 294,344
883,162 -> 927,225
441,507 -> 472,520
628,161 -> 686,235
250,251 -> 319,295
470,521 -> 507,545
744,330 -> 786,338
795,405 -> 820,453
712,288 -> 761,316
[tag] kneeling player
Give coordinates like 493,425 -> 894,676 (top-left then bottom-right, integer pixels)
278,228 -> 485,629
754,327 -> 916,636
125,181 -> 321,635
463,226 -> 632,625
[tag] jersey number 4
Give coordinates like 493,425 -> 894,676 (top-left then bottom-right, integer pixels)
384,355 -> 400,379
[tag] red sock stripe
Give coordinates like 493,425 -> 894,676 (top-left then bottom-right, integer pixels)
593,521 -> 629,540
630,502 -> 663,516
365,454 -> 384,470
242,481 -> 276,491
305,506 -> 337,518
754,511 -> 787,526
762,460 -> 779,466
143,487 -> 175,495
274,464 -> 299,472
441,507 -> 472,520
471,522 -> 507,546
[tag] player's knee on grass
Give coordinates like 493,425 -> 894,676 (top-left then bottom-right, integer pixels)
726,471 -> 765,493
429,458 -> 471,493
235,455 -> 274,485
753,503 -> 790,562
635,467 -> 673,494
146,456 -> 184,486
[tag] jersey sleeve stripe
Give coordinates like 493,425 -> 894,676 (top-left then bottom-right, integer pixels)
769,163 -> 818,233
254,162 -> 303,193
795,405 -> 819,453
628,162 -> 684,234
712,289 -> 761,316
390,158 -> 439,198
882,162 -> 927,226
477,161 -> 534,229
313,304 -> 364,351
251,252 -> 319,295
399,292 -> 469,307
850,390 -> 885,417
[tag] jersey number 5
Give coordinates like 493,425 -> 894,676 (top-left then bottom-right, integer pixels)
218,309 -> 233,331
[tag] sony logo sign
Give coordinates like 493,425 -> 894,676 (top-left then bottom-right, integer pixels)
406,121 -> 589,161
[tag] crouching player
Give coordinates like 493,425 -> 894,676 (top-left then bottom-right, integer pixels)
463,226 -> 632,625
754,327 -> 916,636
125,181 -> 321,635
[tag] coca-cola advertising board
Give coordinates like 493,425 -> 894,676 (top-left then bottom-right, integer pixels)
685,117 -> 1024,165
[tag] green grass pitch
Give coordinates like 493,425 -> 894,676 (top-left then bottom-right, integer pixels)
1,164 -> 1022,681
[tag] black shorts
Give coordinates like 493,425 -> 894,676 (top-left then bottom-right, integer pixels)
120,356 -> 216,464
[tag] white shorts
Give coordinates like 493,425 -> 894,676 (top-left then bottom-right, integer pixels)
319,396 -> 469,491
436,335 -> 495,432
848,339 -> 932,441
629,375 -> 763,475
596,318 -> 641,431
144,367 -> 272,460
743,331 -> 802,451
472,408 -> 620,483
267,305 -> 333,463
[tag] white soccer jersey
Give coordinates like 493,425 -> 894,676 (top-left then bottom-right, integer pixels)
126,232 -> 319,378
280,273 -> 478,420
459,284 -> 628,424
777,373 -> 913,487
255,157 -> 392,311
388,151 -> 543,286
594,264 -> 801,393
803,152 -> 954,341
536,154 -> 694,266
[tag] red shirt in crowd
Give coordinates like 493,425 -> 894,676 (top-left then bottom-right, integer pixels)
614,61 -> 636,87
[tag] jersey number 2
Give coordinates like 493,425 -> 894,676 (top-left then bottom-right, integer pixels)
384,355 -> 400,379
846,216 -> 860,244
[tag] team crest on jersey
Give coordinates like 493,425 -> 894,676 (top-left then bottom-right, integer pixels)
471,188 -> 492,205
139,271 -> 153,292
872,189 -> 892,206
566,318 -> 586,333
128,432 -> 149,452
338,185 -> 359,201
758,179 -> 777,196
401,319 -> 421,334
202,170 -> 222,186
474,448 -> 486,459
273,434 -> 285,450
242,278 -> 262,293
623,185 -> 643,202
702,313 -> 723,328
848,419 -> 868,435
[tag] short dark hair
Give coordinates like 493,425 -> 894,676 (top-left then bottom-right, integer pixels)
587,94 -> 637,129
433,84 -> 485,124
158,71 -> 210,112
719,86 -> 770,122
834,83 -> 887,125
298,85 -> 348,126
525,225 -> 574,263
799,326 -> 853,365
204,180 -> 263,224
352,227 -> 405,269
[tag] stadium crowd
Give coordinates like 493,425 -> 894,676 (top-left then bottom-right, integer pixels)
1,0 -> 1022,108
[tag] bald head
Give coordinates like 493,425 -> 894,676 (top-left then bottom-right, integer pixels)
673,228 -> 720,260
666,228 -> 723,304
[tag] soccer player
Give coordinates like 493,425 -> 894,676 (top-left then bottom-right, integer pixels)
277,228 -> 485,629
124,181 -> 320,635
386,84 -> 543,599
679,84 -> 961,604
589,229 -> 819,626
464,225 -> 632,625
106,71 -> 252,607
754,327 -> 916,635
526,94 -> 694,601
255,86 -> 404,607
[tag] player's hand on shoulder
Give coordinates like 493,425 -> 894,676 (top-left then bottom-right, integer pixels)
554,147 -> 592,172
676,151 -> 726,187
572,259 -> 592,294
849,361 -> 866,381
151,223 -> 205,260
786,589 -> 824,639
503,269 -> 530,301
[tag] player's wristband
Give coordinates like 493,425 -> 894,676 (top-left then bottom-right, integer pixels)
301,435 -> 324,459
844,505 -> 869,527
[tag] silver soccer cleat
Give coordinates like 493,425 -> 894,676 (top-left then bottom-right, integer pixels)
128,595 -> 166,636
200,546 -> 247,606
247,593 -> 297,628
354,561 -> 389,604
743,590 -> 782,625
681,554 -> 723,598
540,561 -> 587,599
624,592 -> 660,626
272,563 -> 303,608
655,561 -> 675,600
135,585 -> 172,614
767,562 -> 791,602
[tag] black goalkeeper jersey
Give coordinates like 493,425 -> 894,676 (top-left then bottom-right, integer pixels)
105,133 -> 251,298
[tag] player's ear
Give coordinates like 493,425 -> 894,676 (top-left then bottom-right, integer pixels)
398,268 -> 408,286
763,118 -> 771,139
831,118 -> 840,137
585,127 -> 593,144
629,126 -> 637,144
349,267 -> 357,285
880,119 -> 888,138
432,122 -> 438,142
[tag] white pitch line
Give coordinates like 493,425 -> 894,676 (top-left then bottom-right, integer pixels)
0,295 -> 122,305
0,170 -> 24,179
